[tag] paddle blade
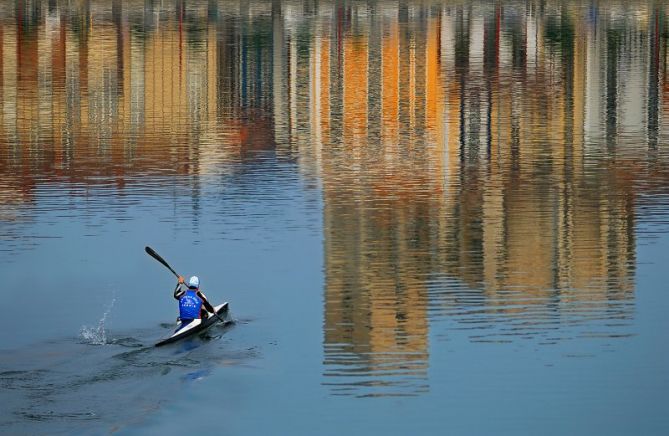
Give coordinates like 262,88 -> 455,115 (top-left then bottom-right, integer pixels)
145,246 -> 160,260
145,246 -> 179,278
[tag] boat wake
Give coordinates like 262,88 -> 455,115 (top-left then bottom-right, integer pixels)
79,298 -> 115,345
1,314 -> 250,435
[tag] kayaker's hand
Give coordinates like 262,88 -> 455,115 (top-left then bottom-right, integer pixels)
178,275 -> 185,284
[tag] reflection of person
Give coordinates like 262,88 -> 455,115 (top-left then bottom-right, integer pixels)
174,275 -> 216,326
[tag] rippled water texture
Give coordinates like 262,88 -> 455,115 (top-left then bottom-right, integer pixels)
1,1 -> 669,435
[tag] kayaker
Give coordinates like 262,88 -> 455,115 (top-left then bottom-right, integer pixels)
174,275 -> 216,324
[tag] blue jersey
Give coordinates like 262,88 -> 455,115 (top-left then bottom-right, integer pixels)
179,290 -> 203,320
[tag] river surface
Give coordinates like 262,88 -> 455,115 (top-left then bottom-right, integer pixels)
1,0 -> 669,434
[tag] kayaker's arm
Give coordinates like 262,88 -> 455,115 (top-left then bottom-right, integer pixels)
173,282 -> 185,300
197,290 -> 216,313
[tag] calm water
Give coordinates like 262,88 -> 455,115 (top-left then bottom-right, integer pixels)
1,0 -> 669,434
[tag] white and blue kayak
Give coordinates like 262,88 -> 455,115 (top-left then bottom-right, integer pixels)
155,302 -> 229,347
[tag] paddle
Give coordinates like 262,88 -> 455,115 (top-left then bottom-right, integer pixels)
145,246 -> 225,324
145,246 -> 180,279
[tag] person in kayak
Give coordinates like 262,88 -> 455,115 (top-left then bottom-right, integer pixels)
174,275 -> 216,325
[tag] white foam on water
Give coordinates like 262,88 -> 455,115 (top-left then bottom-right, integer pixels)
80,298 -> 115,345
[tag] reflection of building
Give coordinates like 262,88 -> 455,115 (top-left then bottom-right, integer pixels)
283,1 -> 666,396
318,4 -> 446,397
0,0 -> 279,197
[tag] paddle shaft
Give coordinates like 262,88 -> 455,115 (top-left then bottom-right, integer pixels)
145,246 -> 225,323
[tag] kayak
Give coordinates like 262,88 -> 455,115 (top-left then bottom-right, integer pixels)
155,302 -> 229,347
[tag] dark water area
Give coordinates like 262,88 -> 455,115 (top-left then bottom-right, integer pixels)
1,0 -> 669,434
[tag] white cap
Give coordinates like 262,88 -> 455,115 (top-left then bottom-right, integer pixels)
188,276 -> 200,288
